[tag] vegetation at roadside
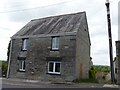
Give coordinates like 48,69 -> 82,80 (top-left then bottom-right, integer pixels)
0,60 -> 8,77
73,65 -> 110,83
73,66 -> 98,83
0,61 -> 2,67
89,66 -> 97,80
93,65 -> 110,73
73,78 -> 98,83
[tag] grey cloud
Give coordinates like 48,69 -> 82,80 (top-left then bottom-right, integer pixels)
92,54 -> 110,65
0,27 -> 9,31
7,3 -> 64,22
94,48 -> 109,55
0,0 -> 118,65
90,28 -> 107,38
7,0 -> 105,23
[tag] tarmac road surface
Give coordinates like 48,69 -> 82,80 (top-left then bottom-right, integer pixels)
1,78 -> 119,88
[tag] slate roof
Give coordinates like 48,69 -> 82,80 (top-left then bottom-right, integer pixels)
13,12 -> 86,37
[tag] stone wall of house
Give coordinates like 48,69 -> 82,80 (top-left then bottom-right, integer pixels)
9,38 -> 27,79
75,14 -> 91,79
9,35 -> 77,82
116,41 -> 120,84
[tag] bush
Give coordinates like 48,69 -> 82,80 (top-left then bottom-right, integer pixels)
102,75 -> 105,80
89,66 -> 97,80
2,61 -> 8,77
73,66 -> 98,83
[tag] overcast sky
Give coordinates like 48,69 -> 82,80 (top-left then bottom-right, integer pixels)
0,0 -> 119,65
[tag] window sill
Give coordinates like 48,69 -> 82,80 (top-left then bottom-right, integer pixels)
21,50 -> 27,51
50,49 -> 59,51
51,48 -> 60,51
47,72 -> 61,75
17,69 -> 26,72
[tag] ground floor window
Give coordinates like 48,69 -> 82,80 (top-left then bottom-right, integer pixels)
48,61 -> 61,74
19,60 -> 25,71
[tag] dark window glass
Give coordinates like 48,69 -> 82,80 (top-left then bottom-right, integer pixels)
55,63 -> 60,72
49,62 -> 54,72
23,61 -> 25,70
115,68 -> 117,74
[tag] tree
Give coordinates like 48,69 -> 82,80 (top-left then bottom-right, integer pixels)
2,61 -> 8,77
7,40 -> 11,62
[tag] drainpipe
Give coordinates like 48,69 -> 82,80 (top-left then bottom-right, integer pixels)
6,39 -> 13,79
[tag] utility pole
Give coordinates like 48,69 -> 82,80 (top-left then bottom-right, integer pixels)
105,0 -> 115,83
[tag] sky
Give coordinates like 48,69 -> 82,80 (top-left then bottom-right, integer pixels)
0,0 -> 119,65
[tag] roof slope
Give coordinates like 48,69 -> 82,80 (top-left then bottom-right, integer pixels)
13,12 -> 86,37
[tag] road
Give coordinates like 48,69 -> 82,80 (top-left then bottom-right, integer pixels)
1,78 -> 119,89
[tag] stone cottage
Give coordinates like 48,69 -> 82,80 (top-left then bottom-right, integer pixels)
7,12 -> 91,82
115,41 -> 120,84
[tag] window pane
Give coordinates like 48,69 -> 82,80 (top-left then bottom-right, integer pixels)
23,61 -> 25,70
55,63 -> 60,72
49,62 -> 54,72
52,37 -> 56,49
52,37 -> 59,49
19,60 -> 25,71
19,61 -> 22,69
22,39 -> 28,50
56,37 -> 59,49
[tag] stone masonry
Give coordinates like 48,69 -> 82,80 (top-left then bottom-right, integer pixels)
116,41 -> 120,84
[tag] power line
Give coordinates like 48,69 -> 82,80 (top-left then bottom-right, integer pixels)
0,0 -> 74,13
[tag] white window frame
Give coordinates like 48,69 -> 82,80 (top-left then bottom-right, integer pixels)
19,60 -> 25,71
48,61 -> 61,74
52,37 -> 59,50
22,39 -> 28,50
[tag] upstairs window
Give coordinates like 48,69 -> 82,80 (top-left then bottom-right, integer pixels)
22,38 -> 28,51
52,37 -> 59,50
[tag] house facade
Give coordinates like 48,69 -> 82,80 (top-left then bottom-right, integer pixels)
115,41 -> 120,84
7,12 -> 91,82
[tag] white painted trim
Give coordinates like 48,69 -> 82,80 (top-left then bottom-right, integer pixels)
19,69 -> 25,72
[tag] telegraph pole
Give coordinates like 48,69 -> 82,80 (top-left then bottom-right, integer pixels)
105,0 -> 115,83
